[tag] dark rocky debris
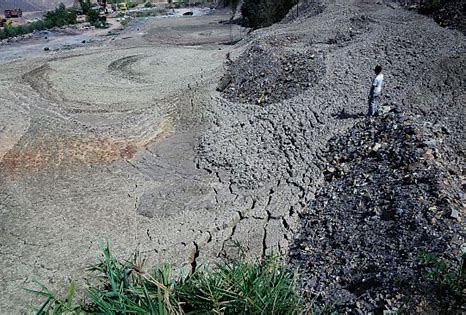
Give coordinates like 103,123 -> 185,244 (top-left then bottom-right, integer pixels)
391,0 -> 466,33
290,112 -> 465,313
218,40 -> 325,105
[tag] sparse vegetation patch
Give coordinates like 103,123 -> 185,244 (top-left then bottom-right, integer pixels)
30,243 -> 301,314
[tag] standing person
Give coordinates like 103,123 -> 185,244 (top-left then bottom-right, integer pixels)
368,65 -> 384,116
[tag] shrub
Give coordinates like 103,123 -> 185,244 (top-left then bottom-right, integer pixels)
44,3 -> 77,27
79,0 -> 92,14
128,1 -> 138,9
0,4 -> 77,40
419,0 -> 443,14
86,9 -> 107,28
241,0 -> 296,28
174,1 -> 187,9
418,250 -> 465,296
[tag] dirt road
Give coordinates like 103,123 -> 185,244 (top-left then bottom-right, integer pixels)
0,1 -> 464,312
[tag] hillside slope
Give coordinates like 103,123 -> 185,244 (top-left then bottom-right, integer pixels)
0,0 -> 463,313
0,0 -> 73,12
201,0 -> 465,311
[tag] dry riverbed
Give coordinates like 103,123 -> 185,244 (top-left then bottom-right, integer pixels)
0,11 -> 246,311
0,0 -> 464,313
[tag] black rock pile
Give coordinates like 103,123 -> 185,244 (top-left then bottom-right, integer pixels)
391,0 -> 466,33
218,40 -> 325,105
290,112 -> 464,313
281,0 -> 324,23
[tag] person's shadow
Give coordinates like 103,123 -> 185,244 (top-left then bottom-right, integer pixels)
333,109 -> 365,120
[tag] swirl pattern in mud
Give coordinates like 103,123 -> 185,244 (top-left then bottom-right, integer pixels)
21,47 -> 220,113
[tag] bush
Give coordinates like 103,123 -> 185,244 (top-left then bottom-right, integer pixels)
44,3 -> 77,27
128,1 -> 138,9
79,0 -> 92,14
0,4 -> 77,40
173,1 -> 187,9
241,0 -> 296,28
29,243 -> 301,314
418,250 -> 465,297
86,9 -> 107,28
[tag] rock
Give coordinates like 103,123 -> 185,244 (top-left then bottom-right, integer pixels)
422,139 -> 438,147
216,74 -> 232,92
423,148 -> 435,160
43,47 -> 50,51
387,3 -> 401,9
381,105 -> 391,114
441,126 -> 452,134
219,42 -> 324,105
450,208 -> 460,221
372,143 -> 382,151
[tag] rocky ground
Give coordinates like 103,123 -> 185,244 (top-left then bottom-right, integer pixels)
290,111 -> 464,312
199,0 -> 464,253
391,0 -> 466,34
0,0 -> 464,313
199,0 -> 465,312
218,38 -> 325,105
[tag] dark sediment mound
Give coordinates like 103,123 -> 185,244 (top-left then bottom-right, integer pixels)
422,0 -> 466,33
281,0 -> 324,23
290,112 -> 464,312
392,0 -> 466,33
218,40 -> 325,105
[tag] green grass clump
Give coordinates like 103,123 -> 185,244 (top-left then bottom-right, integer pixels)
29,243 -> 301,314
179,256 -> 300,314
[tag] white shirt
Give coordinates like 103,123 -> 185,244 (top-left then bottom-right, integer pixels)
372,73 -> 384,96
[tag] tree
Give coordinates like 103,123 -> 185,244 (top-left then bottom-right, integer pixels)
44,3 -> 77,27
229,0 -> 240,41
241,0 -> 295,28
86,9 -> 107,28
79,0 -> 92,14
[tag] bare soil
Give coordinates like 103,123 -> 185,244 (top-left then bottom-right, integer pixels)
0,0 -> 464,313
0,12 -> 247,312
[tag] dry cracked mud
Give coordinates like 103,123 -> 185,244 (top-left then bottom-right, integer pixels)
0,0 -> 464,313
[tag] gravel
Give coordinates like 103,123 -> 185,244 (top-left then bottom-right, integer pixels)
390,0 -> 466,33
199,0 -> 465,312
289,112 -> 464,313
219,39 -> 325,105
